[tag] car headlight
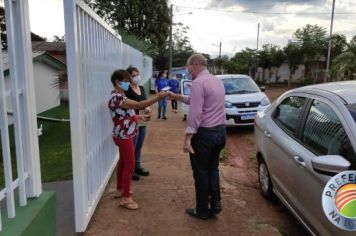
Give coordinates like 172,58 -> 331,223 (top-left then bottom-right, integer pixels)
225,101 -> 233,108
260,97 -> 270,106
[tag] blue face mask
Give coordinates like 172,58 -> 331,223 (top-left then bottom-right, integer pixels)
119,81 -> 130,91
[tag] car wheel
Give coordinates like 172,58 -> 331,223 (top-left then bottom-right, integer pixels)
258,158 -> 275,200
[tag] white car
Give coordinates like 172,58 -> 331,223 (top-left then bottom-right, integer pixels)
217,74 -> 270,126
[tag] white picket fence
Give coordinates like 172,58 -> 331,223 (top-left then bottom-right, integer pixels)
64,0 -> 152,232
0,0 -> 42,231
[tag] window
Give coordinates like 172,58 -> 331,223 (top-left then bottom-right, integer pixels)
222,77 -> 259,95
347,103 -> 356,123
303,100 -> 356,168
274,96 -> 306,135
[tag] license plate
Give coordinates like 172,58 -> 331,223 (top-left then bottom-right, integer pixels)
241,114 -> 256,120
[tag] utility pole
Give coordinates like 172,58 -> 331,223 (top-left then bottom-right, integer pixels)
168,4 -> 173,79
255,23 -> 260,81
326,0 -> 336,82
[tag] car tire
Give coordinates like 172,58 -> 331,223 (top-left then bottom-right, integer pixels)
258,158 -> 275,200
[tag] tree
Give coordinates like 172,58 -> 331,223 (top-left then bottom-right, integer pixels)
270,46 -> 285,82
53,35 -> 65,42
294,24 -> 327,80
332,35 -> 356,80
257,44 -> 285,83
227,48 -> 256,75
85,0 -> 170,55
284,43 -> 303,88
325,34 -> 347,62
171,23 -> 194,67
0,7 -> 6,49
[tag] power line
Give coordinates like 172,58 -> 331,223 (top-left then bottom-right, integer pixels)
175,5 -> 356,15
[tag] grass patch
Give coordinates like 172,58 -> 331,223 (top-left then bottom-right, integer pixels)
37,104 -> 72,182
219,148 -> 229,162
0,104 -> 72,187
38,121 -> 72,182
38,103 -> 70,119
275,224 -> 289,236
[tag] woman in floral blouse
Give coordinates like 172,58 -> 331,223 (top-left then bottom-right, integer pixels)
108,69 -> 166,209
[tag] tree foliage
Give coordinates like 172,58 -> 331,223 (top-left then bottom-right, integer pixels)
0,7 -> 6,49
284,43 -> 303,87
53,35 -> 65,42
85,0 -> 171,55
294,24 -> 327,61
226,48 -> 256,74
332,35 -> 356,79
325,33 -> 347,62
171,23 -> 194,67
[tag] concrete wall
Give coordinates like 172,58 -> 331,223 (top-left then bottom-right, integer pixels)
255,63 -> 305,83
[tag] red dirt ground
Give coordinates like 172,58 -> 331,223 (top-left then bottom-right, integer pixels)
85,86 -> 309,236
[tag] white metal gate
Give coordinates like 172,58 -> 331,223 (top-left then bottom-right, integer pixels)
0,0 -> 42,231
63,0 -> 153,232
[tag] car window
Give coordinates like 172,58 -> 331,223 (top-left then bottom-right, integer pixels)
273,96 -> 306,135
222,77 -> 259,94
347,103 -> 356,123
303,100 -> 356,168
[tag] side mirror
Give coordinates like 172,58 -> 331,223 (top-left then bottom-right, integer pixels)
260,86 -> 266,92
311,155 -> 350,175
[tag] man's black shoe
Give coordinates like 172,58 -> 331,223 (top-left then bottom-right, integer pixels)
162,117 -> 167,120
132,172 -> 140,181
186,208 -> 211,220
210,207 -> 222,216
210,202 -> 222,216
135,168 -> 149,176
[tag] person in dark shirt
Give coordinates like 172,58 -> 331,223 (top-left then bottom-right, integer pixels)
125,66 -> 151,181
168,75 -> 180,113
155,71 -> 169,119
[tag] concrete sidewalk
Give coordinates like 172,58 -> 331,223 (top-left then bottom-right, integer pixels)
43,180 -> 77,236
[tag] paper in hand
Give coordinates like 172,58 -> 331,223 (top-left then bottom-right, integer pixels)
161,86 -> 171,91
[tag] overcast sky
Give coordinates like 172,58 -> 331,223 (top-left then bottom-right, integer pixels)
25,0 -> 356,58
170,0 -> 356,57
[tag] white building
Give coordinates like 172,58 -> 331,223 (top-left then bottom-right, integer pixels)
3,51 -> 66,123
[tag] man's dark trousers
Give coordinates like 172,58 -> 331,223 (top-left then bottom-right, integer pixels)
190,125 -> 226,217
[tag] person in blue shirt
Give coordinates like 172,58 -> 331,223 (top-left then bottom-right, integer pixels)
155,71 -> 169,119
168,75 -> 180,113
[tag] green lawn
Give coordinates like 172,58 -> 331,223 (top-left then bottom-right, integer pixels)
0,104 -> 72,188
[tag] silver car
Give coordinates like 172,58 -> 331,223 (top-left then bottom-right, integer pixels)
255,81 -> 356,235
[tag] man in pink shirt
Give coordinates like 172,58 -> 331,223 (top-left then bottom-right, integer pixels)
169,54 -> 226,220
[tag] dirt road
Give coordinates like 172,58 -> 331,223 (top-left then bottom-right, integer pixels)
85,86 -> 308,236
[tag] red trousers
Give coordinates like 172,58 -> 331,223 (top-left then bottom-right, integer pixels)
115,138 -> 135,197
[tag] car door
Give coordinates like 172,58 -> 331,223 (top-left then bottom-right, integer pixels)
262,95 -> 309,213
293,98 -> 356,235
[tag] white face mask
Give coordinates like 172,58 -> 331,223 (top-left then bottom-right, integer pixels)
133,75 -> 141,84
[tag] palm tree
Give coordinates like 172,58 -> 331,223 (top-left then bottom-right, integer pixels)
332,36 -> 356,81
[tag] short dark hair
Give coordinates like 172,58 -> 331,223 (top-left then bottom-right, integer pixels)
111,69 -> 130,87
158,70 -> 166,78
126,65 -> 139,75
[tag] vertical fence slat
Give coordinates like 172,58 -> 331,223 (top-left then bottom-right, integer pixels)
5,0 -> 41,201
0,0 -> 43,232
0,47 -> 15,223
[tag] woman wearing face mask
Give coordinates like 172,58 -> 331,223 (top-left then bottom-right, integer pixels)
108,69 -> 166,210
125,66 -> 151,181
